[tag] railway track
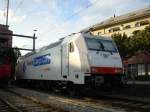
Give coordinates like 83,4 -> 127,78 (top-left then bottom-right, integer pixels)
39,88 -> 150,112
82,96 -> 150,112
7,87 -> 150,112
0,89 -> 66,112
0,98 -> 18,112
77,89 -> 150,112
39,87 -> 150,112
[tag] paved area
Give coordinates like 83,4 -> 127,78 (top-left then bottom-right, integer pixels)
127,81 -> 150,85
0,89 -> 61,112
7,87 -> 134,112
105,93 -> 150,103
121,82 -> 150,97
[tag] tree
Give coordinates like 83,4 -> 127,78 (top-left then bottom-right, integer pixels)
112,25 -> 150,58
112,33 -> 130,57
130,26 -> 150,52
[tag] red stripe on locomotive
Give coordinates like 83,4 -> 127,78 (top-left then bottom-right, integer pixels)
90,66 -> 123,75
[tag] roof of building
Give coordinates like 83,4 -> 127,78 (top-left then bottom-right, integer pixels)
0,24 -> 12,33
123,51 -> 150,64
84,6 -> 150,31
0,24 -> 9,29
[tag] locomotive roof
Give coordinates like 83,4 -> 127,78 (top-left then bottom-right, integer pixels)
22,39 -> 63,58
39,40 -> 63,51
81,32 -> 112,40
22,32 -> 112,58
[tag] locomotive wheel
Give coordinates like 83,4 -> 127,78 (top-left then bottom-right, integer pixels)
67,84 -> 84,97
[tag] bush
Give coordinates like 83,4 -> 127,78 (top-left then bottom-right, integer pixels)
112,25 -> 150,58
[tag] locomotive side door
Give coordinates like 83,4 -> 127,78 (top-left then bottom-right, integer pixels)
61,43 -> 69,78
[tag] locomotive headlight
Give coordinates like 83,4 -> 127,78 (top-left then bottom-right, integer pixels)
115,68 -> 122,73
91,68 -> 98,73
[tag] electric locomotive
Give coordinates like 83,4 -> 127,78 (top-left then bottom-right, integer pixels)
16,32 -> 123,89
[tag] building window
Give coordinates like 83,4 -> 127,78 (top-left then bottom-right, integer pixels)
124,25 -> 131,29
135,22 -> 140,27
69,42 -> 74,53
140,20 -> 149,26
98,32 -> 101,35
135,20 -> 149,27
108,27 -> 120,33
113,27 -> 120,32
138,64 -> 145,76
108,29 -> 113,33
127,64 -> 137,77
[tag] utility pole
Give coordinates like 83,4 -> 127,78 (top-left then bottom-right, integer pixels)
33,30 -> 37,51
6,0 -> 10,26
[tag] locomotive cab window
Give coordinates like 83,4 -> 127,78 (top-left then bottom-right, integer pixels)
85,38 -> 117,52
69,42 -> 74,53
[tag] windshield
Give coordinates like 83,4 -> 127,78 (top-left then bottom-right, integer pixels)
85,38 -> 117,52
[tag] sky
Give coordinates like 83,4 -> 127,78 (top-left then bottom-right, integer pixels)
0,0 -> 150,55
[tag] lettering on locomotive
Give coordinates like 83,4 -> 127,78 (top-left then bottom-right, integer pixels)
32,54 -> 51,66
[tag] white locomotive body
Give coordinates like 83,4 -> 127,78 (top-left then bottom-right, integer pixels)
16,32 -> 123,87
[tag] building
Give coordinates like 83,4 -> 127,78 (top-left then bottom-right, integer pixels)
0,24 -> 12,48
123,52 -> 150,79
82,7 -> 150,80
86,7 -> 150,37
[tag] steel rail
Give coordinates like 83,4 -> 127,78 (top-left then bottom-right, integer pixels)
0,97 -> 23,112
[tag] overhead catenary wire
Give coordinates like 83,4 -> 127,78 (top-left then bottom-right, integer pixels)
14,0 -> 25,13
40,0 -> 100,37
0,0 -> 6,12
0,0 -> 7,24
61,0 -> 99,24
11,0 -> 25,19
2,0 -> 99,36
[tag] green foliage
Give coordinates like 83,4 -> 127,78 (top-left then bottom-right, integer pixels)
112,33 -> 130,57
131,26 -> 150,52
112,25 -> 150,57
